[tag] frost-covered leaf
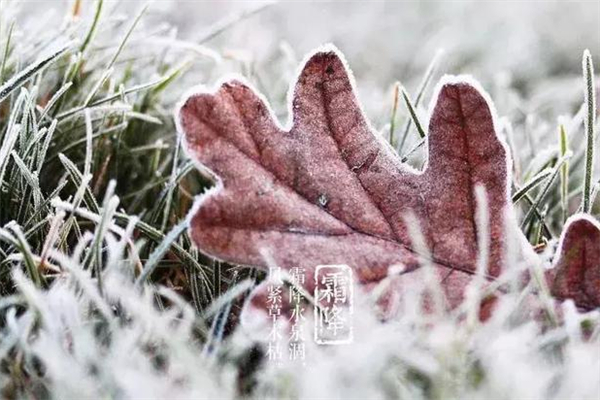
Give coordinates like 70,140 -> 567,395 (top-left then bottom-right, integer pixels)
549,215 -> 600,310
177,46 -> 531,315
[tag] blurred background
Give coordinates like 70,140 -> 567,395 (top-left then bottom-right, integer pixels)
20,1 -> 600,119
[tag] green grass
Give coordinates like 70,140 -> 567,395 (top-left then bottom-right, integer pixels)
0,0 -> 225,303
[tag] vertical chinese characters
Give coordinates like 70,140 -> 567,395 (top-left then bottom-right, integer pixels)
288,266 -> 306,362
266,267 -> 283,363
314,265 -> 353,344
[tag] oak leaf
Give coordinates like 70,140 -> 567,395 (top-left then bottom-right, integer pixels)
176,46 -> 533,317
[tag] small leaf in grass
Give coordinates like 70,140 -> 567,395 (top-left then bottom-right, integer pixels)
549,214 -> 600,310
177,46 -> 533,320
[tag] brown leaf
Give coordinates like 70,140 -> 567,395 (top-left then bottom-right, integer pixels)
549,215 -> 600,310
176,46 -> 531,315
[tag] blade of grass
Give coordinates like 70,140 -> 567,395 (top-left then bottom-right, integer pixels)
534,207 -> 548,245
512,168 -> 552,203
106,4 -> 148,70
0,123 -> 20,187
135,219 -> 187,287
58,153 -> 100,213
401,137 -> 426,163
0,42 -> 72,104
466,184 -> 489,329
388,82 -> 401,146
521,152 -> 572,229
197,1 -> 275,43
0,223 -> 42,287
45,121 -> 127,164
56,76 -> 168,120
36,119 -> 57,174
82,181 -> 118,295
558,123 -> 569,222
79,0 -> 104,54
397,50 -> 442,153
83,67 -> 113,107
38,82 -> 72,122
0,21 -> 14,82
83,109 -> 94,178
581,50 -> 596,213
400,85 -> 426,139
10,151 -> 43,210
159,135 -> 182,231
